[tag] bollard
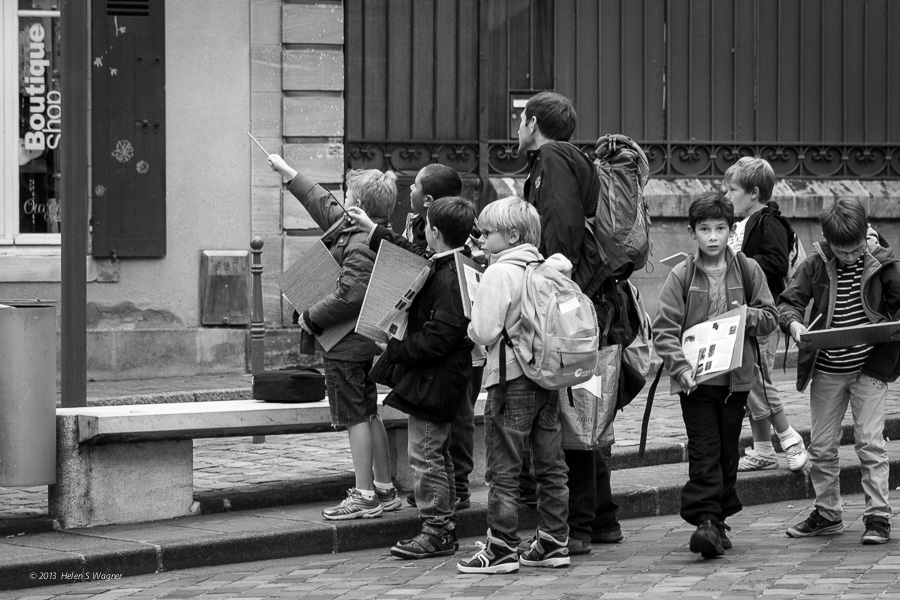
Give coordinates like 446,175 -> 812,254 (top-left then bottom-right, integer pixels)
0,300 -> 57,486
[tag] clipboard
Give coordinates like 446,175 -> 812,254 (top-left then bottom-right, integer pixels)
801,320 -> 900,350
455,252 -> 485,319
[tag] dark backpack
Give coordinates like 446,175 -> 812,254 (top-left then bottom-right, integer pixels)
574,134 -> 652,299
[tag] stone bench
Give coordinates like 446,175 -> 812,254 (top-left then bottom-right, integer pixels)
51,396 -> 487,529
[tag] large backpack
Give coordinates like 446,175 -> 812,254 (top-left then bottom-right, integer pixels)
501,259 -> 599,391
574,134 -> 652,299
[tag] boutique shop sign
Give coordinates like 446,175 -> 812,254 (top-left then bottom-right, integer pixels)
22,23 -> 61,152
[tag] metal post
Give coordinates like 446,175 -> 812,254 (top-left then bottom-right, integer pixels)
250,237 -> 265,444
60,0 -> 89,408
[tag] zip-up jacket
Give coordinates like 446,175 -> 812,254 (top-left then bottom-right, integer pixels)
740,201 -> 791,299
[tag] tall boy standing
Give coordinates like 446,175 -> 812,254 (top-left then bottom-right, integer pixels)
268,154 -> 399,519
457,197 -> 570,574
653,192 -> 778,558
380,197 -> 476,559
779,198 -> 900,545
724,157 -> 808,473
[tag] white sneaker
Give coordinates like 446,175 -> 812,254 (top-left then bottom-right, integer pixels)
784,439 -> 809,472
738,448 -> 778,471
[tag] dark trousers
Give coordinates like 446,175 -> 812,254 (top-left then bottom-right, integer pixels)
564,446 -> 619,541
679,385 -> 748,526
449,365 -> 484,501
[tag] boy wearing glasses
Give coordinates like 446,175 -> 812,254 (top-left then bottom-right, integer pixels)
779,197 -> 900,545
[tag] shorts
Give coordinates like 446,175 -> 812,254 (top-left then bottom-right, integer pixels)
323,358 -> 378,427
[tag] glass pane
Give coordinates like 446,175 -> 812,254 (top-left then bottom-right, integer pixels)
18,0 -> 61,234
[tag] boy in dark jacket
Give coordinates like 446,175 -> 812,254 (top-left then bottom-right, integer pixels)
268,154 -> 399,520
779,198 -> 900,545
376,197 -> 476,559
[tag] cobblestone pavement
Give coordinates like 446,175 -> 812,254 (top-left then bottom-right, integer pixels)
4,370 -> 900,520
6,492 -> 900,599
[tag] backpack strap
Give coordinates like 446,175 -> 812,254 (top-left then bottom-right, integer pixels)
497,328 -> 515,413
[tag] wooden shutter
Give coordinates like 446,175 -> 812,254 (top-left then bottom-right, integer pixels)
91,0 -> 165,257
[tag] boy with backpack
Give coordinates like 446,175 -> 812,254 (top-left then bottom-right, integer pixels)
724,157 -> 809,473
779,198 -> 900,545
375,196 -> 477,559
653,191 -> 778,558
457,197 -> 584,574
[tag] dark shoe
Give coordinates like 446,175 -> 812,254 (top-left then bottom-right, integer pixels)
374,486 -> 402,512
591,525 -> 624,544
717,521 -> 732,550
457,530 -> 519,574
689,517 -> 724,558
454,496 -> 471,511
786,509 -> 844,538
566,537 -> 592,556
391,528 -> 456,560
520,530 -> 570,568
861,515 -> 891,545
406,493 -> 417,507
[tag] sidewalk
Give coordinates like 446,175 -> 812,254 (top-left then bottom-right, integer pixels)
2,370 -> 900,591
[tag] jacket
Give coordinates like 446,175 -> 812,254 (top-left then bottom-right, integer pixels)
777,241 -> 900,391
652,247 -> 778,395
741,202 -> 791,299
287,173 -> 382,361
468,244 -> 572,389
383,252 -> 474,422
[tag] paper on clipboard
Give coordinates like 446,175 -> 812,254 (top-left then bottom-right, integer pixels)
681,305 -> 746,382
455,252 -> 485,319
661,252 -> 689,268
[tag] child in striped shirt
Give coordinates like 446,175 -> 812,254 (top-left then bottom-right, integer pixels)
778,197 -> 900,545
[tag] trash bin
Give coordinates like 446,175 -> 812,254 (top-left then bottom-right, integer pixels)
0,300 -> 56,487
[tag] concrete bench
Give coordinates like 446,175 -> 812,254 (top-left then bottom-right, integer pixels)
51,396 -> 487,529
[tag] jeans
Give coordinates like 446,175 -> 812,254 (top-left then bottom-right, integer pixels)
408,414 -> 455,530
485,376 -> 569,545
679,385 -> 748,526
449,365 -> 484,501
564,446 -> 619,540
808,371 -> 890,521
746,331 -> 785,421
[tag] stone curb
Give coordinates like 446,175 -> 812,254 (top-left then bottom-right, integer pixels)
4,442 -> 900,592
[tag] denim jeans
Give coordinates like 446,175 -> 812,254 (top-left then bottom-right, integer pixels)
408,414 -> 455,531
485,376 -> 569,545
746,331 -> 785,421
808,371 -> 890,521
563,446 -> 619,540
449,365 -> 484,501
679,385 -> 748,526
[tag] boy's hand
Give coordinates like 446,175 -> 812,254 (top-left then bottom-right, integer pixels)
679,370 -> 698,395
346,207 -> 376,233
267,154 -> 298,182
789,321 -> 809,348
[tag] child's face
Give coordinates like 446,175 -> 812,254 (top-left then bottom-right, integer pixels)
690,218 -> 732,260
479,225 -> 515,256
344,188 -> 358,210
424,216 -> 437,250
517,109 -> 537,154
409,172 -> 428,215
830,239 -> 867,265
724,181 -> 758,218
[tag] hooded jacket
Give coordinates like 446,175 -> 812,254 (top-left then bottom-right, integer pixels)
468,244 -> 573,389
652,247 -> 778,395
740,201 -> 791,299
777,241 -> 900,391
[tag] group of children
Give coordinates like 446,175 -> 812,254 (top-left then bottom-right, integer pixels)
268,148 -> 898,570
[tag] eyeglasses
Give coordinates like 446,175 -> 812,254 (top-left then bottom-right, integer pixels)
479,228 -> 501,239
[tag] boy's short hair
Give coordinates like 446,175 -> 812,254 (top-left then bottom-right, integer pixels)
478,196 -> 541,247
427,196 -> 475,248
724,157 -> 776,202
689,191 -> 735,229
820,198 -> 868,247
345,169 -> 397,218
524,92 -> 576,142
419,164 -> 463,201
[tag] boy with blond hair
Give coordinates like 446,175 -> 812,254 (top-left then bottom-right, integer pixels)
725,157 -> 809,473
268,154 -> 399,520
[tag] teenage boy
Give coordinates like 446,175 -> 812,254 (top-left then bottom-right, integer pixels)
377,197 -> 476,559
724,157 -> 809,473
268,154 -> 399,519
779,197 -> 900,545
653,192 -> 778,558
457,197 -> 570,574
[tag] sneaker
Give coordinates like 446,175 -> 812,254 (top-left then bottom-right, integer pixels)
738,448 -> 779,471
786,509 -> 844,538
591,525 -> 624,544
520,530 -> 571,568
391,527 -> 456,559
717,521 -> 732,550
457,531 -> 520,574
375,486 -> 402,512
861,515 -> 891,545
566,537 -> 592,556
322,488 -> 383,521
406,493 -> 417,507
689,516 -> 724,558
785,440 -> 809,472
